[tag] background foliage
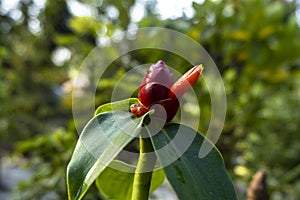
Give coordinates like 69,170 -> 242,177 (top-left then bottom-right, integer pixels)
0,0 -> 299,199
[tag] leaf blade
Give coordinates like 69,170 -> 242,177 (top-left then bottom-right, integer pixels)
150,123 -> 237,200
67,110 -> 146,200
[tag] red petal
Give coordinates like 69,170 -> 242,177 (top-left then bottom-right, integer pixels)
138,82 -> 170,108
169,64 -> 204,100
152,98 -> 179,122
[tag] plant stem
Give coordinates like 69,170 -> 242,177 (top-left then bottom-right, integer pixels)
131,132 -> 156,200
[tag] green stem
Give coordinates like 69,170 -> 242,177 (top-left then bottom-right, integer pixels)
131,132 -> 156,200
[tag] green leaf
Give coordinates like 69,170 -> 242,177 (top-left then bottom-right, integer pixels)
150,123 -> 237,200
66,110 -> 149,200
95,98 -> 139,115
95,160 -> 165,200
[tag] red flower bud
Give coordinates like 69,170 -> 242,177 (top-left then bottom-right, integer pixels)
138,82 -> 170,108
140,60 -> 174,89
138,60 -> 174,107
130,61 -> 203,122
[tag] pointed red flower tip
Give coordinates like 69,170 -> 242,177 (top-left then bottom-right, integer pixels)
168,64 -> 204,100
131,61 -> 203,122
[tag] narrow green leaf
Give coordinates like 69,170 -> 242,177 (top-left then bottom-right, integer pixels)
150,123 -> 237,200
95,98 -> 139,115
95,160 -> 165,200
66,110 -> 148,200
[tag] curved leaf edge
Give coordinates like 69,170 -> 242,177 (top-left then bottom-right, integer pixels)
94,98 -> 139,116
66,109 -> 153,200
151,123 -> 238,200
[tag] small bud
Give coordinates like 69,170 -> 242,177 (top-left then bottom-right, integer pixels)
130,104 -> 148,117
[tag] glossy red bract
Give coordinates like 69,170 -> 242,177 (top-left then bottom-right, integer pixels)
131,61 -> 203,122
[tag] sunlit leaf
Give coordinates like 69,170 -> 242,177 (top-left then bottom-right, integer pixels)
95,98 -> 138,115
69,16 -> 101,36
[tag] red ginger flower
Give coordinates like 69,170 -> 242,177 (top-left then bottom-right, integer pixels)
130,60 -> 203,122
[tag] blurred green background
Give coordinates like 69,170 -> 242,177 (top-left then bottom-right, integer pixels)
0,0 -> 300,199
